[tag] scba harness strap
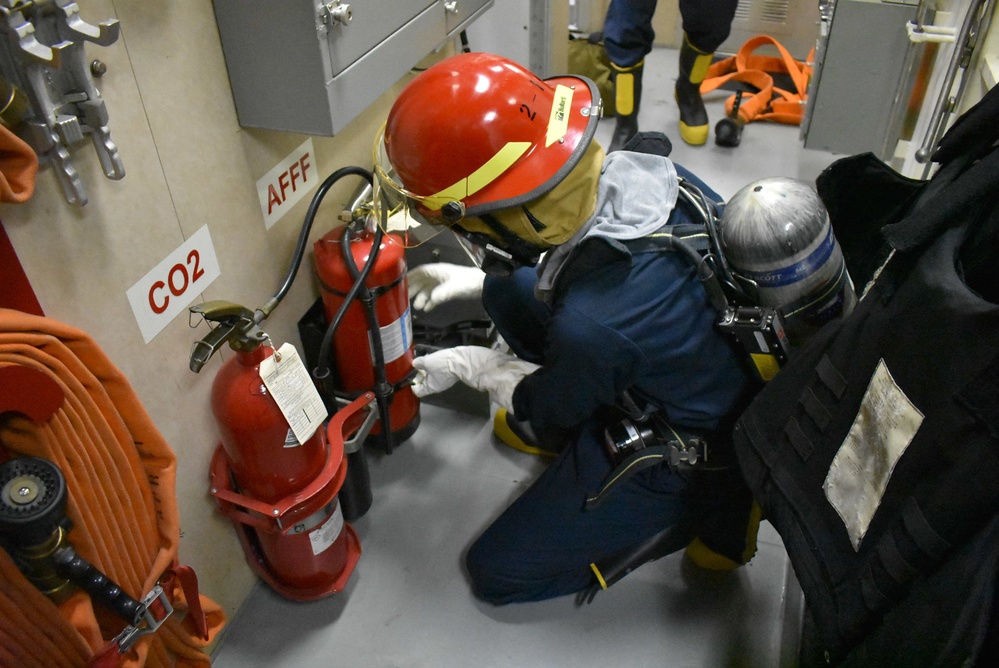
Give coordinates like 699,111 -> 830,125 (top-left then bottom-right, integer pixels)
585,182 -> 739,510
585,424 -> 717,510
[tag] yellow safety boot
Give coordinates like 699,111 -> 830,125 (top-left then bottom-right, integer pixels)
492,408 -> 571,457
675,34 -> 712,146
608,60 -> 643,152
685,501 -> 763,570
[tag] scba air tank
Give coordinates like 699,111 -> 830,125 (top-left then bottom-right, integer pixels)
720,177 -> 857,344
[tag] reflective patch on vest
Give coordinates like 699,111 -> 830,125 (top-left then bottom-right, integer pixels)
824,359 -> 924,550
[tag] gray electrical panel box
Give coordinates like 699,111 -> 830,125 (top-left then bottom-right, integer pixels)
213,0 -> 494,136
801,0 -> 918,155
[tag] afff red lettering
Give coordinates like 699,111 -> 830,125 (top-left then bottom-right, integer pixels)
267,185 -> 281,214
299,153 -> 311,184
266,152 -> 311,215
278,171 -> 291,202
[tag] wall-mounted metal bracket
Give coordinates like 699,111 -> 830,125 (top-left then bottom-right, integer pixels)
0,0 -> 123,206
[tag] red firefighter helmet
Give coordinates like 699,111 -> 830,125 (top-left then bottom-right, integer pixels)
379,52 -> 602,221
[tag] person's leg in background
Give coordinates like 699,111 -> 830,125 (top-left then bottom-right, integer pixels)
676,0 -> 739,145
602,0 -> 658,152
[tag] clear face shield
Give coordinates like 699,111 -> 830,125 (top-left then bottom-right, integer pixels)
372,126 -> 522,274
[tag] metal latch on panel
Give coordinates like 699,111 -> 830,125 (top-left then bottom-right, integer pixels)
322,2 -> 352,27
0,0 -> 123,206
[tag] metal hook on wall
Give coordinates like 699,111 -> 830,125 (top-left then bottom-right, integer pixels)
0,0 -> 123,206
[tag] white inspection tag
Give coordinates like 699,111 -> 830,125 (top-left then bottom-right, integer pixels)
259,342 -> 328,446
823,359 -> 924,550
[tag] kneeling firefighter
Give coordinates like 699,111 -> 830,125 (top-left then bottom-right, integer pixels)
375,52 -> 853,604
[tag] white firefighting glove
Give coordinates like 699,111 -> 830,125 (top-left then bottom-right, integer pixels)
411,346 -> 540,414
408,262 -> 485,311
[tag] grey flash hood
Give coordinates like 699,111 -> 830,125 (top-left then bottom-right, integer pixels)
536,150 -> 679,301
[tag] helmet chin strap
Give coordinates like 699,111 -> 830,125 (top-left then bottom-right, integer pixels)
455,213 -> 548,276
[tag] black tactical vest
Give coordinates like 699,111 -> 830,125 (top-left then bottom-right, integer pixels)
733,86 -> 999,666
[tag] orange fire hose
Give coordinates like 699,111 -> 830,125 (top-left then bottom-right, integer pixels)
700,35 -> 814,126
0,308 -> 225,667
0,124 -> 37,204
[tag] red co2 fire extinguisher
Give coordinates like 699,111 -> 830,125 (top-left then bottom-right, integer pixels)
189,301 -> 371,601
188,166 -> 419,598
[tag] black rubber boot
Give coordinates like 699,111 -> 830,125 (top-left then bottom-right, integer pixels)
675,34 -> 712,146
608,60 -> 643,152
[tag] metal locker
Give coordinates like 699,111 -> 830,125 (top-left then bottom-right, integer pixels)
213,0 -> 494,136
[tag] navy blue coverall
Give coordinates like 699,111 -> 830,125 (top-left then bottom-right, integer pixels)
603,0 -> 740,67
464,163 -> 757,604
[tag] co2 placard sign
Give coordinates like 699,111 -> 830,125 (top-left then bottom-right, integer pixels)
126,225 -> 221,344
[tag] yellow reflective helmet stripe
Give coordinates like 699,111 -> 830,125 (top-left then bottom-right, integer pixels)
425,141 -> 532,211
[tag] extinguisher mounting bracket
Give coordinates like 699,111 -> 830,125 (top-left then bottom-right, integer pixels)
209,392 -> 376,531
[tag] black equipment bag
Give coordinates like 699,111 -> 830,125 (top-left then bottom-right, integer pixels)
732,86 -> 999,666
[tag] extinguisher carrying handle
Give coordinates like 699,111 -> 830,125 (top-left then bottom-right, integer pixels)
334,392 -> 379,455
188,300 -> 266,372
